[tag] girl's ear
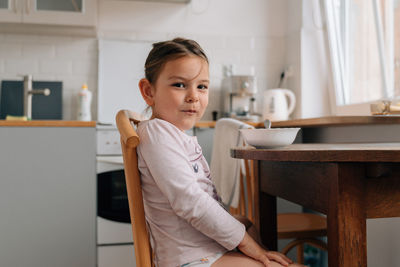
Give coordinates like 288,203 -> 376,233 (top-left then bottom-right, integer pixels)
139,78 -> 155,106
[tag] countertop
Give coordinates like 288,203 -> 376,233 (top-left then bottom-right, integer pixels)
6,116 -> 397,128
195,115 -> 400,128
0,120 -> 96,127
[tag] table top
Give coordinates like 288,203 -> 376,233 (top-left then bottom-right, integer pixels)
231,143 -> 400,162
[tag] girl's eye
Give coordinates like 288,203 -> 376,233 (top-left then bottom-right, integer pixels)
198,84 -> 208,90
172,83 -> 185,88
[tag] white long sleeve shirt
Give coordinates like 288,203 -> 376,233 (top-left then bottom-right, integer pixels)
137,119 -> 245,267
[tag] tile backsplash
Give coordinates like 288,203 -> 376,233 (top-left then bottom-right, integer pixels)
0,32 -> 285,121
0,33 -> 98,120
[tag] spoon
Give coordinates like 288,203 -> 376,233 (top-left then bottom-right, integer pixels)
264,119 -> 271,129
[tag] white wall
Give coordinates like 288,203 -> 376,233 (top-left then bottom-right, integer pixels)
300,0 -> 331,118
286,0 -> 332,119
0,0 -> 290,121
285,0 -> 302,119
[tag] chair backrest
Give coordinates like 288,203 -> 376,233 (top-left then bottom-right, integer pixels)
115,110 -> 153,267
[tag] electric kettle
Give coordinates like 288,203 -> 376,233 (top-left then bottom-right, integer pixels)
262,88 -> 296,121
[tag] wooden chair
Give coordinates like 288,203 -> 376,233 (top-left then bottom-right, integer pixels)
231,158 -> 328,263
115,110 -> 153,267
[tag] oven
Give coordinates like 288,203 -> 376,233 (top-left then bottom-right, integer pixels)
96,125 -> 136,267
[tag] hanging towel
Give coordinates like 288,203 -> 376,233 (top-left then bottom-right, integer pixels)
210,118 -> 254,208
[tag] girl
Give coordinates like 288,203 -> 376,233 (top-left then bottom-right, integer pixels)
137,38 -> 303,267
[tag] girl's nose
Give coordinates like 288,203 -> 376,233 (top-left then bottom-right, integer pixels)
185,87 -> 199,103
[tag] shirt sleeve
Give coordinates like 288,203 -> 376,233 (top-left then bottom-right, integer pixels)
138,121 -> 245,250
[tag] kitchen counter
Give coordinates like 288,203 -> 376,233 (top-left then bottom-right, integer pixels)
195,115 -> 400,129
0,120 -> 96,127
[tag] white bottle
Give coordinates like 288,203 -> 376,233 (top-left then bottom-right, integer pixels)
77,83 -> 92,121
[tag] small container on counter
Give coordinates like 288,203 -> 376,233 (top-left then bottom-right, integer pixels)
77,83 -> 92,121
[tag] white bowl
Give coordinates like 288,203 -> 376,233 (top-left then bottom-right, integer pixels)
240,128 -> 300,148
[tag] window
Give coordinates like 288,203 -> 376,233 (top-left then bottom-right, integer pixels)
324,0 -> 400,107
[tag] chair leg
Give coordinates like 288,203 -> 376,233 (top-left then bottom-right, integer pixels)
296,243 -> 304,264
282,238 -> 327,254
244,159 -> 254,223
239,171 -> 246,217
281,238 -> 328,263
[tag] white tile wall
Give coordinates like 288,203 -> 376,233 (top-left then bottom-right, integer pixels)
0,44 -> 23,59
5,34 -> 39,43
22,44 -> 55,58
5,58 -> 40,74
0,0 -> 289,121
0,33 -> 98,120
39,59 -> 73,75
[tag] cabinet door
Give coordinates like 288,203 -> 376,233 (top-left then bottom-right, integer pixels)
0,0 -> 22,23
22,0 -> 97,26
0,127 -> 97,267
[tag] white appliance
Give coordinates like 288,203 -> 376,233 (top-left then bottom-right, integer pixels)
96,125 -> 136,267
262,88 -> 296,121
221,75 -> 259,120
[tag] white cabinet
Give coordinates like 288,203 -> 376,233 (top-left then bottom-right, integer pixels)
0,126 -> 97,267
0,0 -> 97,27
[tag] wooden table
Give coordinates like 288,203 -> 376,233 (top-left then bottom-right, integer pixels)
231,143 -> 400,267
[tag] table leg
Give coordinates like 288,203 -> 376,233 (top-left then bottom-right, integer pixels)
328,163 -> 367,267
259,191 -> 277,251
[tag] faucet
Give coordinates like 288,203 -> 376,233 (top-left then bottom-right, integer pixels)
23,75 -> 51,119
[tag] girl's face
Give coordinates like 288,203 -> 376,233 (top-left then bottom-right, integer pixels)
142,55 -> 209,131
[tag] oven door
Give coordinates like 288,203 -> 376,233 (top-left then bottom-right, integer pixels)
97,156 -> 133,245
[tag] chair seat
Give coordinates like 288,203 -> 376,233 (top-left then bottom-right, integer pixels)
277,213 -> 327,239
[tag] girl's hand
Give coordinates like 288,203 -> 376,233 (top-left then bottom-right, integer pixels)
237,232 -> 293,267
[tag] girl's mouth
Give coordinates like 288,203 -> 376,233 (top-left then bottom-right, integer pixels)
181,109 -> 197,114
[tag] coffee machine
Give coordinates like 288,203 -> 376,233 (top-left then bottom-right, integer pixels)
221,75 -> 259,121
